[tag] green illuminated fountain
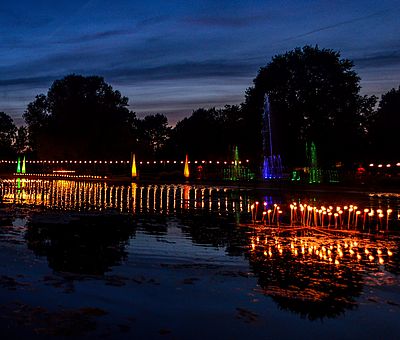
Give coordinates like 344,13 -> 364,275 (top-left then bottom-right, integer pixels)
223,146 -> 254,181
16,157 -> 21,174
307,142 -> 321,184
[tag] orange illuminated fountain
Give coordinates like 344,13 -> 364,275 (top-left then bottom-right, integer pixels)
184,154 -> 190,179
131,153 -> 137,179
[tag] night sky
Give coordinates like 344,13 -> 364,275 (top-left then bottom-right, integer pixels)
1,0 -> 399,125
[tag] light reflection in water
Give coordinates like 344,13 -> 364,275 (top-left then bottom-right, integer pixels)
0,179 -> 250,215
1,178 -> 399,321
245,227 -> 399,319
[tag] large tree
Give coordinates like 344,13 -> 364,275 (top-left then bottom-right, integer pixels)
135,114 -> 171,157
0,112 -> 17,158
369,86 -> 400,160
166,106 -> 243,160
23,75 -> 136,159
242,45 -> 375,167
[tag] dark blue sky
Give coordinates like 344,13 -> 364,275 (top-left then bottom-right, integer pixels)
1,0 -> 399,125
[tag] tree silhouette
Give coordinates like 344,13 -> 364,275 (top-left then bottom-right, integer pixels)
136,114 -> 171,157
23,75 -> 136,159
369,86 -> 400,160
242,46 -> 375,167
165,105 -> 244,160
0,112 -> 17,158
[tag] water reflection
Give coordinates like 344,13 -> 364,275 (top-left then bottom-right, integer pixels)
26,214 -> 136,275
0,179 -> 251,215
246,228 -> 399,319
1,178 -> 399,321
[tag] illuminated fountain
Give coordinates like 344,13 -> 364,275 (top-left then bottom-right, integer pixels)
22,156 -> 26,174
307,142 -> 321,184
223,146 -> 254,181
184,154 -> 190,179
131,153 -> 137,179
16,157 -> 21,174
262,95 -> 283,179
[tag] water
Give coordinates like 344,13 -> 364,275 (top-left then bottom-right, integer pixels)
0,178 -> 399,338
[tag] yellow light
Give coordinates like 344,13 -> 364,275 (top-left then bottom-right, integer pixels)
131,153 -> 137,178
184,154 -> 190,178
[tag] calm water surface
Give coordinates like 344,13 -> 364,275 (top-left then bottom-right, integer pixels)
0,179 -> 399,339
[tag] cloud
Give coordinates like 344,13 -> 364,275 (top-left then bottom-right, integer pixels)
353,51 -> 400,69
183,12 -> 272,28
0,75 -> 56,87
283,8 -> 394,41
56,29 -> 132,44
104,60 -> 258,83
184,13 -> 268,28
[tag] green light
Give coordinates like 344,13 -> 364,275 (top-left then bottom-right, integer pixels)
16,157 -> 21,173
307,142 -> 321,184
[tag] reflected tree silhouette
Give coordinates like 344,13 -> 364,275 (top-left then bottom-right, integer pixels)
247,250 -> 363,320
25,214 -> 137,275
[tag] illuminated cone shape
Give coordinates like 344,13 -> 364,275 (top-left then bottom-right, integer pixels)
16,157 -> 21,173
131,153 -> 137,178
22,156 -> 26,174
184,154 -> 190,178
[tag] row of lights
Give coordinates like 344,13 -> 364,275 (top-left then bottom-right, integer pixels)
1,159 -> 251,165
369,163 -> 400,168
13,173 -> 105,180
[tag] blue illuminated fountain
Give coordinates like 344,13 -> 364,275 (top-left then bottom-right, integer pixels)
262,95 -> 283,179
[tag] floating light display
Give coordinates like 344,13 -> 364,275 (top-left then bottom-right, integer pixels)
131,153 -> 137,178
22,156 -> 26,174
16,157 -> 21,173
184,154 -> 190,178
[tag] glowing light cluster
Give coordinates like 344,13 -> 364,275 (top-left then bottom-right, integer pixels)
250,200 -> 397,230
53,170 -> 76,173
13,173 -> 104,179
369,163 -> 400,167
0,159 -> 251,165
249,232 -> 395,268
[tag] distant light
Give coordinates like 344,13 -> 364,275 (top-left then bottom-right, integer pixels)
378,164 -> 382,168
369,163 -> 374,167
386,164 -> 391,167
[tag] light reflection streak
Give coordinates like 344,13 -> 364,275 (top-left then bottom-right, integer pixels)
0,179 -> 249,215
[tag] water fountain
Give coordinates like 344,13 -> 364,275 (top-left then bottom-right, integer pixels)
22,156 -> 26,174
307,142 -> 321,184
16,157 -> 21,174
262,95 -> 283,179
223,146 -> 254,181
131,153 -> 137,178
184,154 -> 190,178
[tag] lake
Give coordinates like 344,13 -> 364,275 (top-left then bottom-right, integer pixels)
0,179 -> 399,339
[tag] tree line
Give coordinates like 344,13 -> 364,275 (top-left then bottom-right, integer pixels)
0,46 -> 398,167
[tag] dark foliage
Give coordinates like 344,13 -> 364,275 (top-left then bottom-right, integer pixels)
23,75 -> 136,159
242,46 -> 376,167
368,86 -> 400,160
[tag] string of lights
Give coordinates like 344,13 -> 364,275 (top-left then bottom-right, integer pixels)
0,159 -> 251,165
1,160 -> 399,166
369,163 -> 400,168
13,173 -> 105,179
